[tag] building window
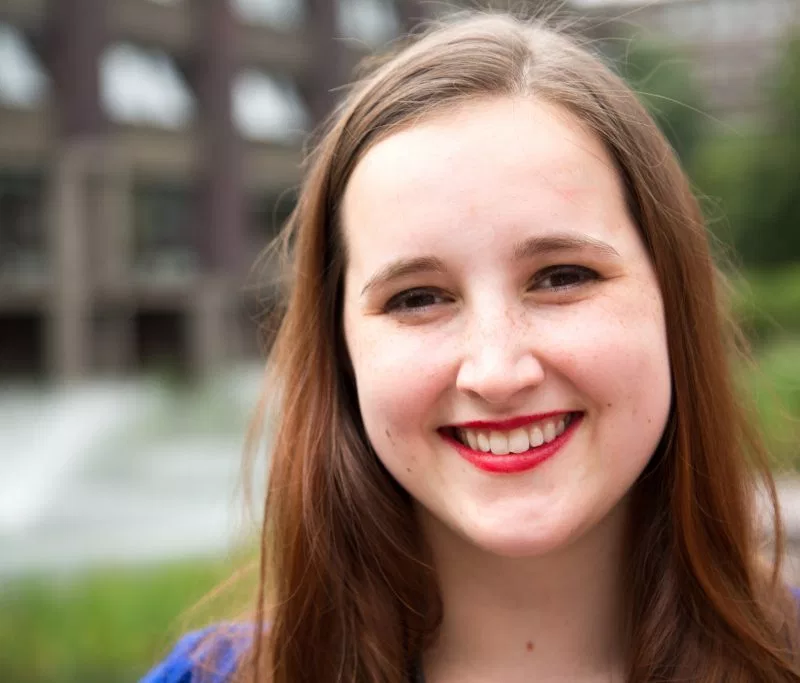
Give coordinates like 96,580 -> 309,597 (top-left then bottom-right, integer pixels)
338,0 -> 401,47
0,23 -> 49,108
0,174 -> 46,276
234,0 -> 306,31
134,309 -> 189,376
233,70 -> 309,143
101,43 -> 195,129
133,183 -> 196,276
0,314 -> 44,378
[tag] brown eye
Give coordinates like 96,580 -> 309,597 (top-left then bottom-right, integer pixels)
384,288 -> 447,313
533,265 -> 598,291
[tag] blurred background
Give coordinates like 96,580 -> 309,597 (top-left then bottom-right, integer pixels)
0,0 -> 799,680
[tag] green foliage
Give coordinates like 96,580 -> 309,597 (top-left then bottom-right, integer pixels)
609,38 -> 708,167
734,132 -> 800,266
0,556 -> 250,683
696,33 -> 800,267
746,339 -> 800,471
729,267 -> 800,470
730,265 -> 800,343
690,133 -> 759,247
771,35 -> 800,139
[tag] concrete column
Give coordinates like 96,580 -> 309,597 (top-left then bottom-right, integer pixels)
45,0 -> 108,381
189,0 -> 245,376
45,145 -> 93,381
192,0 -> 245,274
306,0 -> 345,124
188,277 -> 230,378
48,0 -> 107,138
91,156 -> 134,377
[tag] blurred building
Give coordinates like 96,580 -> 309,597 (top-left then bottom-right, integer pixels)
579,0 -> 800,123
0,0 -> 431,380
0,0 -> 573,382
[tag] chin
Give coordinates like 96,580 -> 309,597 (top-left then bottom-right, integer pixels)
459,520 -> 580,559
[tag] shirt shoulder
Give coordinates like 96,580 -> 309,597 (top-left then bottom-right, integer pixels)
138,625 -> 249,683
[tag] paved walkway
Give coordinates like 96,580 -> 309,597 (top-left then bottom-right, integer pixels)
0,369 -> 264,578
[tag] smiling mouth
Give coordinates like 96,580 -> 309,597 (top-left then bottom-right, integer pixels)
444,412 -> 580,455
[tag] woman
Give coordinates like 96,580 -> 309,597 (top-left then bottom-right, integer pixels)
142,11 -> 800,683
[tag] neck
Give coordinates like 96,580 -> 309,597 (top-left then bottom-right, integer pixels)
419,501 -> 631,683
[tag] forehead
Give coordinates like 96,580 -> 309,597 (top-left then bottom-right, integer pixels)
341,97 -> 631,260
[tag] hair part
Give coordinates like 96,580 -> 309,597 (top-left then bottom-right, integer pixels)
238,10 -> 800,683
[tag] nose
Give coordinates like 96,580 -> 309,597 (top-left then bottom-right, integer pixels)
455,308 -> 545,405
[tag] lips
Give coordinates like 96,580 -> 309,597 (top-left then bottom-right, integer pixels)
440,411 -> 583,474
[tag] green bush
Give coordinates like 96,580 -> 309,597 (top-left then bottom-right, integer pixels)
730,266 -> 800,344
745,339 -> 800,471
729,270 -> 800,468
608,37 -> 707,168
691,133 -> 761,248
0,556 -> 252,683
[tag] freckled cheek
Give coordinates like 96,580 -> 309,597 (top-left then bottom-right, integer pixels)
550,306 -> 671,416
348,328 -> 454,454
571,339 -> 670,409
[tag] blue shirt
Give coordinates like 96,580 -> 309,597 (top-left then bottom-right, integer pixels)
139,626 -> 245,683
138,624 -> 422,683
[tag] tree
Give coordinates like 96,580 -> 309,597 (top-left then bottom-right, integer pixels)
606,37 -> 708,169
734,34 -> 800,267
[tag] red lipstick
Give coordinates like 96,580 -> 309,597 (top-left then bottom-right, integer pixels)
441,412 -> 582,474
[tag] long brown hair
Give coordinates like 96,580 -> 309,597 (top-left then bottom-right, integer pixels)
235,11 -> 800,683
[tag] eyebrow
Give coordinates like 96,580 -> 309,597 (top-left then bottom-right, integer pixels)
512,233 -> 621,261
359,233 -> 621,297
360,256 -> 447,297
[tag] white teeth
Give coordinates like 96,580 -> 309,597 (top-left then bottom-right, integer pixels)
529,425 -> 544,447
465,430 -> 478,450
489,431 -> 510,455
508,428 -> 530,453
456,414 -> 576,453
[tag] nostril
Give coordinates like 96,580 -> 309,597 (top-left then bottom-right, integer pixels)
456,354 -> 545,405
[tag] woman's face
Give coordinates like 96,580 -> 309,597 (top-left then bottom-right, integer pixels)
341,97 -> 672,558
